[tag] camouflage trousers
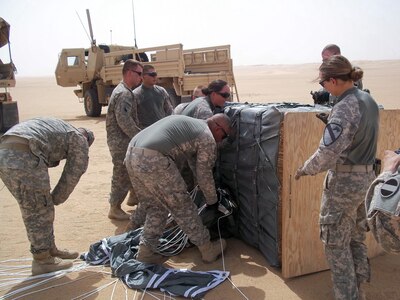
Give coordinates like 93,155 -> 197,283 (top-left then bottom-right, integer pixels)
0,149 -> 55,254
125,147 -> 210,251
109,149 -> 136,206
320,169 -> 375,300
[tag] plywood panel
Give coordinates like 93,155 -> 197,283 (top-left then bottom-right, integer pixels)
280,109 -> 400,278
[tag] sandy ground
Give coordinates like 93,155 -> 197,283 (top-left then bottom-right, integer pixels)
0,61 -> 399,299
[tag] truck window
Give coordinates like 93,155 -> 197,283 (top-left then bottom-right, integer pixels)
67,56 -> 80,66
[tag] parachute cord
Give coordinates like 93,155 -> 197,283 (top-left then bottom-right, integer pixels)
216,212 -> 250,300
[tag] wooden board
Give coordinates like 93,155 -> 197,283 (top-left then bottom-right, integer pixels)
280,109 -> 400,278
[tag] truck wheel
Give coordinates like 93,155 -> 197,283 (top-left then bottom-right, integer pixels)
84,89 -> 102,117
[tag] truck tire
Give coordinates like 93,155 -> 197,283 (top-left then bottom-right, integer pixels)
84,89 -> 102,117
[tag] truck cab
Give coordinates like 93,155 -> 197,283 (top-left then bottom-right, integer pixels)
55,43 -> 238,117
0,17 -> 19,133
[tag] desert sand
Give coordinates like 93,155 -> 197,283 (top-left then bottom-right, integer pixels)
0,61 -> 399,299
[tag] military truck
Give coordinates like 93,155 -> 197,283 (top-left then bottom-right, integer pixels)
55,42 -> 239,117
0,17 -> 19,132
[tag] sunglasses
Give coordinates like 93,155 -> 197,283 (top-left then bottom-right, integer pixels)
130,70 -> 142,76
144,72 -> 158,77
216,92 -> 231,99
319,78 -> 328,87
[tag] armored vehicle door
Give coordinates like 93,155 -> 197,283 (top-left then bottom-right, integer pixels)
55,48 -> 87,87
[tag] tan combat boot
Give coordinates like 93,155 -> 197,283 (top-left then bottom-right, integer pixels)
50,246 -> 79,259
136,244 -> 167,265
198,239 -> 227,263
32,251 -> 73,276
108,204 -> 130,220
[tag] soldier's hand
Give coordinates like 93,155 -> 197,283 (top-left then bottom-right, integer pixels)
382,150 -> 400,173
295,167 -> 305,180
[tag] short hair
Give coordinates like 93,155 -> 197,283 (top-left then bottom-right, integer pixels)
143,64 -> 155,73
192,85 -> 205,98
322,44 -> 341,55
320,55 -> 363,82
202,80 -> 227,96
122,59 -> 143,75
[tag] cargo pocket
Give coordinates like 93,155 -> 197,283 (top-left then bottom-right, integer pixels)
323,170 -> 336,191
34,190 -> 52,208
320,212 -> 344,246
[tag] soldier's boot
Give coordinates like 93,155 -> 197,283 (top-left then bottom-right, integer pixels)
198,239 -> 227,263
126,191 -> 138,206
32,251 -> 73,276
50,246 -> 79,259
108,204 -> 130,220
136,244 -> 167,265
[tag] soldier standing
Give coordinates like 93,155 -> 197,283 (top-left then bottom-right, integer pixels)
312,44 -> 366,106
124,114 -> 232,264
106,59 -> 143,220
295,55 -> 379,299
133,64 -> 173,128
0,117 -> 94,275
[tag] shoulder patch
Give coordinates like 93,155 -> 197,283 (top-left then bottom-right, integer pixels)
323,123 -> 343,146
380,178 -> 400,198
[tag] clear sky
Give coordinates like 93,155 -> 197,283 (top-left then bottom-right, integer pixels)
1,0 -> 400,76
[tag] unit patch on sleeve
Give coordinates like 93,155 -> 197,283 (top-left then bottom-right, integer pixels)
323,123 -> 343,146
380,178 -> 400,198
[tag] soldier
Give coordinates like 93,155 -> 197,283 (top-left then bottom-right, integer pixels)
106,59 -> 143,220
124,114 -> 232,264
173,85 -> 205,115
133,64 -> 173,129
0,117 -> 94,275
311,44 -> 365,106
179,80 -> 230,119
365,150 -> 400,254
295,55 -> 379,299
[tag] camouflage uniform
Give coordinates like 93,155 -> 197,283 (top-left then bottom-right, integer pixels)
298,87 -> 379,299
179,96 -> 214,119
133,84 -> 173,128
0,117 -> 89,254
173,96 -> 217,190
106,81 -> 141,207
125,115 -> 218,251
365,170 -> 400,254
173,102 -> 190,115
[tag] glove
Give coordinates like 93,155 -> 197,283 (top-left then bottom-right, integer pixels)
316,113 -> 329,124
200,202 -> 220,227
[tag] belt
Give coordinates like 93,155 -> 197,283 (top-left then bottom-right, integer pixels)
0,135 -> 30,152
335,164 -> 374,173
131,147 -> 161,156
